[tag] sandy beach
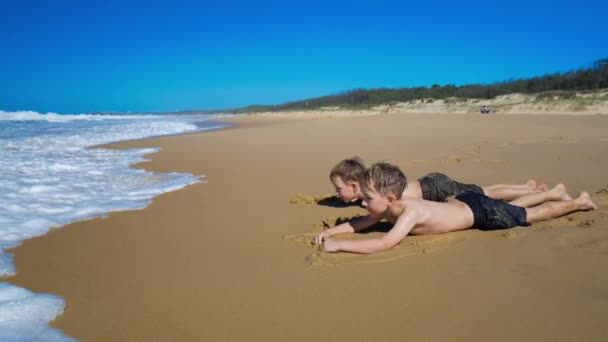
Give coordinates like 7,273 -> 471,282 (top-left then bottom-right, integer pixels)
7,111 -> 608,341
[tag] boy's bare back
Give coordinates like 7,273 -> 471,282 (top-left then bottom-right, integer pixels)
389,198 -> 475,235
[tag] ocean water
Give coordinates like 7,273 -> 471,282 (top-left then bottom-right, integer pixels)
0,110 -> 231,340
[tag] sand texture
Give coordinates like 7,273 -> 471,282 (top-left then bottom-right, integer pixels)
7,111 -> 608,341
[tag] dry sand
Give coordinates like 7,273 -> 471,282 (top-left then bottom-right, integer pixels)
7,111 -> 608,341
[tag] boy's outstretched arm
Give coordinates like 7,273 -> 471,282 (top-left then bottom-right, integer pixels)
313,215 -> 381,246
320,210 -> 419,254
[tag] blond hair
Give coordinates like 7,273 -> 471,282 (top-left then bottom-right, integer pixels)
362,162 -> 407,199
329,157 -> 366,183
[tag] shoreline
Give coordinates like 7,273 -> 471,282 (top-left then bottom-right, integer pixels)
7,111 -> 608,341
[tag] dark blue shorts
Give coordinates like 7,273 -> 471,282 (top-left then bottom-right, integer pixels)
455,192 -> 530,231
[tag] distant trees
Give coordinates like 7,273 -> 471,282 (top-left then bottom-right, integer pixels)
593,58 -> 608,89
233,58 -> 608,113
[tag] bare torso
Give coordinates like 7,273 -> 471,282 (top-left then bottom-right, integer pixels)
402,180 -> 423,199
385,197 -> 475,235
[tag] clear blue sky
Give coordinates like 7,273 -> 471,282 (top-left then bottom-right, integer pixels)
1,0 -> 607,113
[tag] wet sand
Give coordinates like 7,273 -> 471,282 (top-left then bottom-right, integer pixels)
8,112 -> 608,341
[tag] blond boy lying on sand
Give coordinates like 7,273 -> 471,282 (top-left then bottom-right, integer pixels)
314,162 -> 596,254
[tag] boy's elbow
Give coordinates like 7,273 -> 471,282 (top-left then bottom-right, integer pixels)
379,236 -> 402,252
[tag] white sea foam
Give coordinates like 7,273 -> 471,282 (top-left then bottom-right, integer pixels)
0,110 -> 232,340
0,283 -> 77,342
0,110 -> 164,122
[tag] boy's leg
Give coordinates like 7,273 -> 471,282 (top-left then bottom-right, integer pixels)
487,179 -> 537,190
482,179 -> 549,201
482,179 -> 548,201
483,187 -> 538,201
525,192 -> 597,223
509,184 -> 571,208
483,179 -> 536,191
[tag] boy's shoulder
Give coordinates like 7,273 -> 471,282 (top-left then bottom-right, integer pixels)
401,196 -> 431,207
398,197 -> 444,217
394,197 -> 427,217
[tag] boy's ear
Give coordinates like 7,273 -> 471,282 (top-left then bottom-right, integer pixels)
386,193 -> 397,204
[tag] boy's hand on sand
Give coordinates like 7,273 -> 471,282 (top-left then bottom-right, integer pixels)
313,232 -> 340,252
319,239 -> 340,253
313,231 -> 331,246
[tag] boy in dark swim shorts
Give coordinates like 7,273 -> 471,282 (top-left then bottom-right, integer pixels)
314,163 -> 596,254
454,191 -> 529,230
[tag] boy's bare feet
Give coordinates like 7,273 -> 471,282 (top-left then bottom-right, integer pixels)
536,183 -> 549,192
550,183 -> 573,201
526,179 -> 537,189
575,192 -> 598,211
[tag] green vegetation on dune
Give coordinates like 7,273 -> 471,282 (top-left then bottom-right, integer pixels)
252,58 -> 608,113
178,58 -> 608,114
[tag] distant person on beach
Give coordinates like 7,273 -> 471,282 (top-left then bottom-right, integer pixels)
329,157 -> 549,205
314,162 -> 596,254
481,105 -> 495,114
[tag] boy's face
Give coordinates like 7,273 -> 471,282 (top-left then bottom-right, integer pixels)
331,176 -> 359,202
361,183 -> 390,218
